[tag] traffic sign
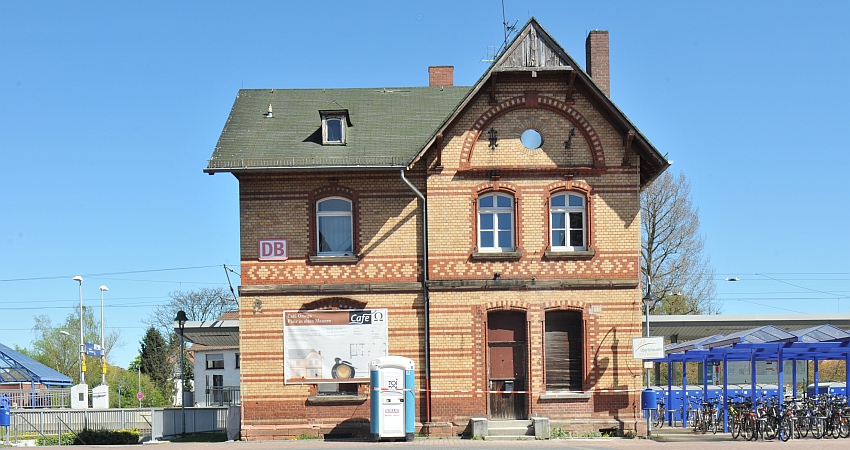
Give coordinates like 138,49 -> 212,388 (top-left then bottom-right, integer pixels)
137,392 -> 144,400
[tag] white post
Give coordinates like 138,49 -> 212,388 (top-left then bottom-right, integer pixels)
73,276 -> 84,384
99,286 -> 108,386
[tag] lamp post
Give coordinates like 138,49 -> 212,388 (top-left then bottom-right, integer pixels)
99,285 -> 108,386
642,284 -> 659,440
175,310 -> 188,436
72,276 -> 84,385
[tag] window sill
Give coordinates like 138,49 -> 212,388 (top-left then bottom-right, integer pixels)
539,391 -> 591,400
470,250 -> 522,261
308,254 -> 360,264
306,394 -> 367,404
543,249 -> 595,259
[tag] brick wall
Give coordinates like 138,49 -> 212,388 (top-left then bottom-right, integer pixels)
235,73 -> 645,439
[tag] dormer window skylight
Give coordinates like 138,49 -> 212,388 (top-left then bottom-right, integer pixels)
319,109 -> 352,145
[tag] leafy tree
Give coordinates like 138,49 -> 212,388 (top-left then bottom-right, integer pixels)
108,365 -> 171,408
641,170 -> 719,315
139,327 -> 171,394
27,307 -> 120,385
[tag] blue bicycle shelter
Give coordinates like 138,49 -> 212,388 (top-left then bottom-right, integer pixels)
647,324 -> 850,433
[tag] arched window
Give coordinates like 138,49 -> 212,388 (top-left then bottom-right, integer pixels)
478,192 -> 514,252
550,192 -> 586,251
316,197 -> 353,255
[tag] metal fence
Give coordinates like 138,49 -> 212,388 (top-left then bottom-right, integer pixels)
5,408 -> 153,442
2,407 -> 228,444
206,386 -> 240,406
0,388 -> 71,408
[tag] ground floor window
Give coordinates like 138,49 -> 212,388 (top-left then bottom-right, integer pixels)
544,310 -> 583,391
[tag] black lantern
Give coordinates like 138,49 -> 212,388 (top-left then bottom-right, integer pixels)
488,127 -> 498,150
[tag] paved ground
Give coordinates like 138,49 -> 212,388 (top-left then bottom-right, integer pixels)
23,429 -> 849,450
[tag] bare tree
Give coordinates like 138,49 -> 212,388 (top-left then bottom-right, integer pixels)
641,170 -> 719,315
146,287 -> 237,335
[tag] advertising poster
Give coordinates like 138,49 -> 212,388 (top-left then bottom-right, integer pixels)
283,309 -> 388,384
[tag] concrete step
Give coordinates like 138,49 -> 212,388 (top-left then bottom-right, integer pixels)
487,419 -> 532,429
484,435 -> 536,441
488,426 -> 532,436
487,419 -> 534,438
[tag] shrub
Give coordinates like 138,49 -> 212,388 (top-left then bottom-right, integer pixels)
73,428 -> 141,445
36,433 -> 75,446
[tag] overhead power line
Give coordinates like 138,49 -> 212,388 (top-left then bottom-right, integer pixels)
0,265 -> 226,282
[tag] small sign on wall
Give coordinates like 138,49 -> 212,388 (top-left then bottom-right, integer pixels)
632,336 -> 665,360
259,239 -> 288,260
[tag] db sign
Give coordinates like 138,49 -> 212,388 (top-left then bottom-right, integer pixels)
259,239 -> 288,260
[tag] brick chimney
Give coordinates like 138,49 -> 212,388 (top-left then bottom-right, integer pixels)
585,30 -> 610,97
429,66 -> 454,87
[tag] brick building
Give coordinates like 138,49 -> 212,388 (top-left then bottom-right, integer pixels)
205,19 -> 668,439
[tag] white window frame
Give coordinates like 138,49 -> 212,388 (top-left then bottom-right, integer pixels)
477,192 -> 514,252
322,115 -> 346,145
316,197 -> 354,256
550,192 -> 587,251
206,353 -> 225,370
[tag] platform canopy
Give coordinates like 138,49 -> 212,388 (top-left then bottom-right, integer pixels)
647,313 -> 850,343
0,343 -> 73,387
652,324 -> 850,363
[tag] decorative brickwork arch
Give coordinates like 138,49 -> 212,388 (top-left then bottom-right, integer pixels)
307,183 -> 360,256
459,94 -> 606,170
300,297 -> 368,311
546,180 -> 592,196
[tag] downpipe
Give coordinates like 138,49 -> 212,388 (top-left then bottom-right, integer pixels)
400,168 -> 431,423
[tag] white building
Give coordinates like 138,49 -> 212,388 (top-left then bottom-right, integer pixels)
190,344 -> 240,407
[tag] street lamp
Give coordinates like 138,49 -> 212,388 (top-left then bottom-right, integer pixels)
642,284 -> 659,440
73,276 -> 84,385
99,285 -> 108,386
175,310 -> 188,436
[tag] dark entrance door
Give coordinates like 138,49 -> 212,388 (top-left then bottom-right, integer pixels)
487,310 -> 527,419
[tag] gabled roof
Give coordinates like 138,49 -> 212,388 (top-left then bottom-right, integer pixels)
205,86 -> 470,173
0,343 -> 73,387
410,18 -> 668,187
206,19 -> 668,186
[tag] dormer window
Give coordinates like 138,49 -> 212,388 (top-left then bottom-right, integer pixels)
319,109 -> 351,145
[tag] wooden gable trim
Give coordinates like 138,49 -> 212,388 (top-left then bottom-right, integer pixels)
622,130 -> 635,166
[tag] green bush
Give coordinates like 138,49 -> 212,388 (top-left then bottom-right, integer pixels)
73,428 -> 141,445
36,433 -> 75,446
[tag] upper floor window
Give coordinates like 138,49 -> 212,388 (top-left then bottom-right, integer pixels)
550,192 -> 586,251
206,353 -> 225,370
478,193 -> 514,252
319,110 -> 351,145
317,197 -> 353,255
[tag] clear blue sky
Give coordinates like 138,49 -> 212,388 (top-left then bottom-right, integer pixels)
3,1 -> 850,369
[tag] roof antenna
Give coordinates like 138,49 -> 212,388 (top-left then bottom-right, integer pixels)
499,1 -> 518,55
483,1 -> 518,62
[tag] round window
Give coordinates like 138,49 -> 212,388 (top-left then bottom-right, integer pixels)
520,129 -> 543,150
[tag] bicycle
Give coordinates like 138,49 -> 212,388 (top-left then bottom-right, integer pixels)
652,396 -> 666,428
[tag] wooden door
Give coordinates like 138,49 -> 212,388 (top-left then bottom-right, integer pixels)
487,311 -> 527,419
